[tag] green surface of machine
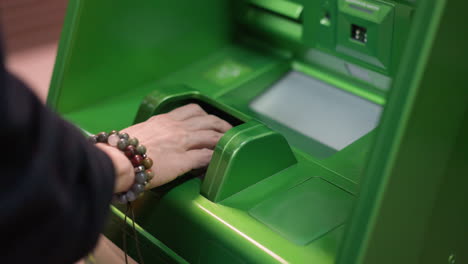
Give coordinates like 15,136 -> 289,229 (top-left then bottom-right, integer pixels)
48,0 -> 467,263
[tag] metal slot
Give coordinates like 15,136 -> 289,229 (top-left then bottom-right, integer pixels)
247,0 -> 304,22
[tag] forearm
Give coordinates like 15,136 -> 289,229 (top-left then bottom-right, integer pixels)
1,70 -> 116,262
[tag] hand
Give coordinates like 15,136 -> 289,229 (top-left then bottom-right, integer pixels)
120,104 -> 232,189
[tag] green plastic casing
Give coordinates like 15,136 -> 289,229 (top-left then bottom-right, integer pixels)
48,0 -> 467,263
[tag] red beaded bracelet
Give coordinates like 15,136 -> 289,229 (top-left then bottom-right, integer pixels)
89,130 -> 154,204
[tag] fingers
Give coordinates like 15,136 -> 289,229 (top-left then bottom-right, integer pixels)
167,103 -> 207,121
186,130 -> 223,150
183,114 -> 232,133
185,148 -> 214,169
136,103 -> 232,188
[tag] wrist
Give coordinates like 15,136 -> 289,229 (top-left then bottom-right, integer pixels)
89,131 -> 155,204
95,143 -> 134,193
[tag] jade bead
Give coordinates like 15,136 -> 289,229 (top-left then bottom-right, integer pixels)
146,169 -> 155,180
107,134 -> 120,147
132,184 -> 145,195
135,172 -> 147,184
142,157 -> 153,169
117,194 -> 128,204
124,145 -> 136,158
117,138 -> 128,150
134,165 -> 145,173
136,145 -> 146,155
128,137 -> 139,147
126,191 -> 137,202
131,155 -> 144,167
97,132 -> 108,143
88,135 -> 98,144
119,133 -> 129,140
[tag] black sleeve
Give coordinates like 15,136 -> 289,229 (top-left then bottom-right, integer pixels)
0,56 -> 116,262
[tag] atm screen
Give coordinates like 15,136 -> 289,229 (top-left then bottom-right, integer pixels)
250,71 -> 382,156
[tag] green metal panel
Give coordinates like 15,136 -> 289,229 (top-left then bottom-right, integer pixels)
104,206 -> 189,264
202,121 -> 297,202
250,178 -> 354,245
336,0 -> 394,69
48,0 -> 232,113
339,0 -> 468,263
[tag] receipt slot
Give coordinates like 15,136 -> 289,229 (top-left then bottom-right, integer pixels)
48,0 -> 467,263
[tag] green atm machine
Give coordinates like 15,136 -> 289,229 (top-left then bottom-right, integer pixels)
48,0 -> 467,263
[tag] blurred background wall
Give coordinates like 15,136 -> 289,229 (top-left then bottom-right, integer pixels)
0,0 -> 67,101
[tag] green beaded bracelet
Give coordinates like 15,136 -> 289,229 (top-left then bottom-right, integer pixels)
89,131 -> 155,204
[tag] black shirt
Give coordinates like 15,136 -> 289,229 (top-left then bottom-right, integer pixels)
0,42 -> 115,263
